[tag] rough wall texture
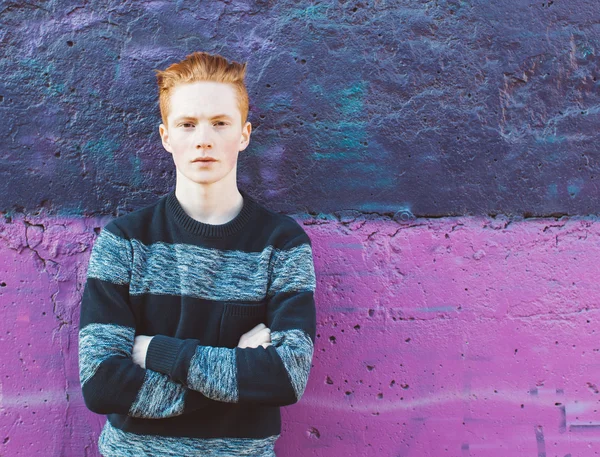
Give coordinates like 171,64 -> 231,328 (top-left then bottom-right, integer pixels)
2,1 -> 600,457
1,0 -> 599,216
2,214 -> 600,456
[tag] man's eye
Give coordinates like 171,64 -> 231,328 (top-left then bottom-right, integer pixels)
214,121 -> 228,127
181,123 -> 194,128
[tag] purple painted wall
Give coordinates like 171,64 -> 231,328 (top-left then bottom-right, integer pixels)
2,213 -> 600,456
2,1 -> 599,216
2,1 -> 600,456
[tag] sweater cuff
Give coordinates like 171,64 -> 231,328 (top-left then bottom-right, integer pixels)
146,335 -> 184,376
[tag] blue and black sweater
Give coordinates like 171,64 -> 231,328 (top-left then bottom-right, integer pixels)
78,188 -> 317,457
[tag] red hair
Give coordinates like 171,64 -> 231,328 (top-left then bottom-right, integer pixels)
155,51 -> 249,126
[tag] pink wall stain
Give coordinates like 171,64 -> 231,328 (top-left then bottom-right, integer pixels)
1,214 -> 599,456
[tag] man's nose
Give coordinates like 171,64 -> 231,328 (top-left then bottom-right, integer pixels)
194,124 -> 213,149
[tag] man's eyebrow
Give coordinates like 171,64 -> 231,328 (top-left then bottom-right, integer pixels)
173,114 -> 234,122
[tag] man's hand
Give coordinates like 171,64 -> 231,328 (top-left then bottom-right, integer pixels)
132,335 -> 154,369
238,323 -> 272,349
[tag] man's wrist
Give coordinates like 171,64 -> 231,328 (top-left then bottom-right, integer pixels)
146,334 -> 184,376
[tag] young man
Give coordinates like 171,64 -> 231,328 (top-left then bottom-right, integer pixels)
78,52 -> 317,457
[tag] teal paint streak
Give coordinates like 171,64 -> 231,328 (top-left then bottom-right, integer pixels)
49,83 -> 66,96
129,155 -> 143,187
20,58 -> 63,98
535,135 -> 567,144
290,3 -> 330,20
577,44 -> 594,59
309,81 -> 369,160
357,201 -> 414,213
339,82 -> 368,117
546,184 -> 558,200
263,94 -> 293,113
83,138 -> 121,160
568,179 -> 584,198
567,184 -> 580,197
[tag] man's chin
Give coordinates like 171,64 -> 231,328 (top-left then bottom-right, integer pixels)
176,166 -> 235,187
179,172 -> 224,186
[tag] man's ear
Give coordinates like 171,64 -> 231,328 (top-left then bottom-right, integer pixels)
239,121 -> 252,152
159,123 -> 173,154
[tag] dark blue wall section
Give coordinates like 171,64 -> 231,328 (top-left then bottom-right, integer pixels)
2,1 -> 599,216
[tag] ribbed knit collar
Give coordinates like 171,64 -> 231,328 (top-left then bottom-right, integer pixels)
166,188 -> 256,238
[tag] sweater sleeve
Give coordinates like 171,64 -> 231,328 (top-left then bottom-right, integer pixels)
145,229 -> 317,406
78,222 -> 215,418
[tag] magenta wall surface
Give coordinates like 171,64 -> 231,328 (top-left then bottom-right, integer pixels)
2,213 -> 599,456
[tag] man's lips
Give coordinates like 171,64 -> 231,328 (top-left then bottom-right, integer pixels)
192,158 -> 217,162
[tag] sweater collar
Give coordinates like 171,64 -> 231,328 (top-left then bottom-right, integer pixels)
166,188 -> 256,238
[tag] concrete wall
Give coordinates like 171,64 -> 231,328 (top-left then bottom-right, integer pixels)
1,1 -> 599,456
3,0 -> 599,216
3,214 -> 600,456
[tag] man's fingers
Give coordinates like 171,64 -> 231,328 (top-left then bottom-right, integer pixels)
248,328 -> 271,345
241,328 -> 271,348
237,325 -> 272,349
243,323 -> 267,339
258,327 -> 271,342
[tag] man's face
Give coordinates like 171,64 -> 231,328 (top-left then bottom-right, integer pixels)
159,81 -> 251,187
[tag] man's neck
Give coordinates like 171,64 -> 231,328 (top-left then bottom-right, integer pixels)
174,173 -> 244,225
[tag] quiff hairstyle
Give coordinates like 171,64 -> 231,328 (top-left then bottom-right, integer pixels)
154,51 -> 249,126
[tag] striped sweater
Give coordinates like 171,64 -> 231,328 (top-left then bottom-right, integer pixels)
78,188 -> 317,457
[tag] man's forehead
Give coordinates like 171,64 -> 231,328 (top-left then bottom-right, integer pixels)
170,81 -> 236,101
168,82 -> 239,118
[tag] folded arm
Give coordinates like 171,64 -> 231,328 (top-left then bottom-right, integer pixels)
78,223 -> 214,418
145,232 -> 317,406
